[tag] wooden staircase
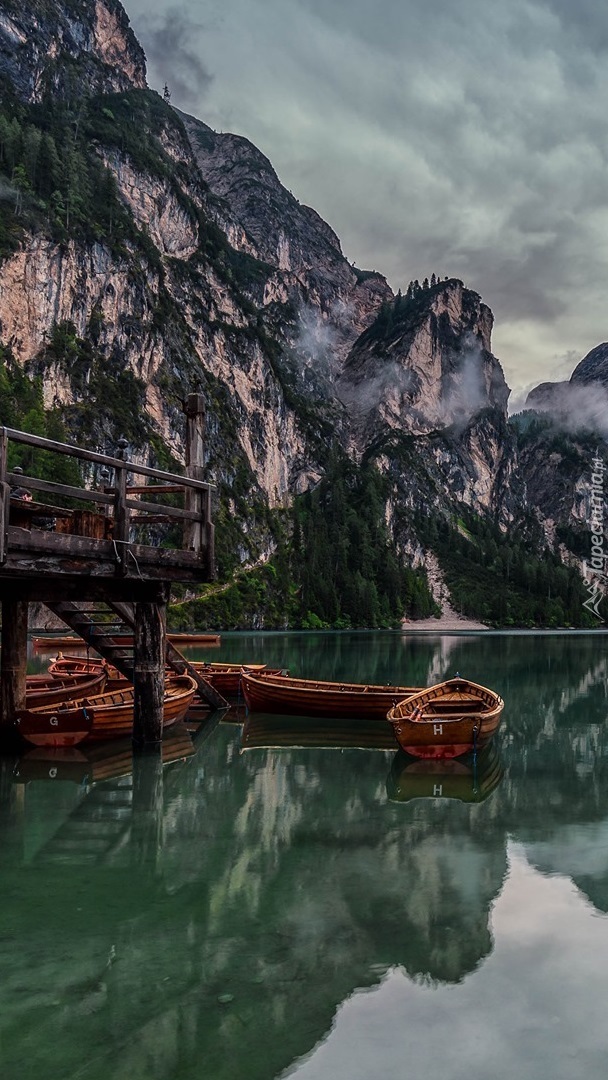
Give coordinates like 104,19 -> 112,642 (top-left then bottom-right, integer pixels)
44,600 -> 228,711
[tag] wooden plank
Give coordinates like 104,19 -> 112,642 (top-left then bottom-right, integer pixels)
0,579 -> 169,603
0,430 -> 8,565
9,497 -> 74,516
126,485 -> 184,495
7,526 -> 115,558
113,467 -> 128,574
124,497 -> 200,522
183,394 -> 206,554
4,527 -> 210,571
0,482 -> 9,565
3,428 -> 213,490
0,598 -> 28,728
7,474 -> 113,505
2,527 -> 211,578
0,428 -> 7,485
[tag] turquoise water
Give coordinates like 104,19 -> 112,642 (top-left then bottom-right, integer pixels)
2,631 -> 608,1079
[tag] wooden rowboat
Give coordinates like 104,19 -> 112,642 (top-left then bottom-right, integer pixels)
16,709 -> 93,749
48,657 -> 282,697
387,678 -> 504,759
16,675 -> 198,747
386,743 -> 503,803
241,672 -> 421,721
26,669 -> 107,708
33,632 -> 221,650
191,663 -> 285,697
48,656 -> 123,681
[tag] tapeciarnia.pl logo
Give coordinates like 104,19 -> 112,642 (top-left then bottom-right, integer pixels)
582,456 -> 606,620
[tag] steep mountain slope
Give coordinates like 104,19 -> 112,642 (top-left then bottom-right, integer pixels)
0,0 -> 603,626
180,110 -> 393,402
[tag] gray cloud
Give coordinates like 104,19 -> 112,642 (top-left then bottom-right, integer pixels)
137,6 -> 213,108
126,0 -> 608,393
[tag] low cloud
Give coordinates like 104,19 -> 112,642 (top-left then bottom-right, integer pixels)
439,340 -> 487,429
525,383 -> 608,440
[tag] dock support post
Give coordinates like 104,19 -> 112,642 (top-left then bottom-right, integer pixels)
0,599 -> 28,730
133,593 -> 167,747
183,393 -> 214,572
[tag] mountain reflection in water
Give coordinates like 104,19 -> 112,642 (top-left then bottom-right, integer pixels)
1,631 -> 608,1080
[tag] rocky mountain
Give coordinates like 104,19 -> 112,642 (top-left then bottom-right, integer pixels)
0,0 -> 145,102
0,0 -> 605,627
525,343 -> 608,429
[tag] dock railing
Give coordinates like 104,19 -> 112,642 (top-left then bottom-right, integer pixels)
0,422 -> 215,575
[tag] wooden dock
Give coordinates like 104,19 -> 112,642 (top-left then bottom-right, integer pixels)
0,394 -> 225,746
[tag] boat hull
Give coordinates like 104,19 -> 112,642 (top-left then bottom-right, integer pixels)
388,677 -> 504,759
34,633 -> 220,649
242,673 -> 420,721
16,676 -> 197,746
26,670 -> 107,709
192,664 -> 286,697
16,709 -> 92,748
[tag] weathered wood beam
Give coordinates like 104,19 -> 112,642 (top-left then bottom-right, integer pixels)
3,428 -> 213,490
124,497 -> 200,521
7,474 -> 113,505
0,481 -> 9,566
2,527 -> 209,578
0,599 -> 28,729
0,429 -> 8,566
126,485 -> 184,495
132,598 -> 167,746
183,394 -> 206,555
0,579 -> 169,604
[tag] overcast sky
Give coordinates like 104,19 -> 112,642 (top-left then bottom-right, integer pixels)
125,0 -> 608,400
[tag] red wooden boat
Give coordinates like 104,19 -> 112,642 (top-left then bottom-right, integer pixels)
387,678 -> 504,759
241,672 -> 421,721
33,633 -> 221,650
192,663 -> 286,696
16,709 -> 94,748
16,675 -> 198,747
26,670 -> 107,708
47,656 -> 106,677
48,655 -> 124,682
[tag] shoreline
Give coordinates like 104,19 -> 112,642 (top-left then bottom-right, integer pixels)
403,615 -> 489,632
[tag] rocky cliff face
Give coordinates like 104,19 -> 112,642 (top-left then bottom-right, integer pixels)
517,344 -> 608,552
180,110 -> 393,400
339,280 -> 509,436
0,0 -> 601,603
0,0 -> 146,102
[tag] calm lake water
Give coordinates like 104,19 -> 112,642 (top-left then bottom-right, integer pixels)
3,630 -> 608,1080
